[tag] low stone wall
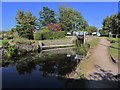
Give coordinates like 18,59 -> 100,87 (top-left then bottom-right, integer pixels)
15,43 -> 39,52
0,42 -> 41,57
41,47 -> 75,55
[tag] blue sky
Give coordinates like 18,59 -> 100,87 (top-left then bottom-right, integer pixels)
2,2 -> 118,31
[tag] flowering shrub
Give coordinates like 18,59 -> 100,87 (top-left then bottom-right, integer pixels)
46,24 -> 62,31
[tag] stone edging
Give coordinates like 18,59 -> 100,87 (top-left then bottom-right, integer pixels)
65,47 -> 91,79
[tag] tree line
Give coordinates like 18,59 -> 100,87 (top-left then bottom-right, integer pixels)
100,12 -> 120,37
11,6 -> 98,39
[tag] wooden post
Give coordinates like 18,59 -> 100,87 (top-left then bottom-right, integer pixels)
84,32 -> 85,44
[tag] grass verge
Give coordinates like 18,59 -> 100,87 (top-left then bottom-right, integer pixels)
109,42 -> 119,60
87,38 -> 100,48
106,37 -> 119,42
106,37 -> 119,60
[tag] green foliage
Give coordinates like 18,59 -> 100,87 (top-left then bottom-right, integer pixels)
102,12 -> 119,35
34,31 -> 65,40
2,40 -> 10,47
39,7 -> 57,27
99,29 -> 108,35
6,45 -> 18,57
58,6 -> 88,32
74,39 -> 89,54
5,44 -> 27,57
2,31 -> 13,35
15,11 -> 38,39
2,30 -> 14,39
44,31 -> 66,39
88,26 -> 98,35
13,32 -> 19,38
33,32 -> 43,40
106,37 -> 119,42
43,31 -> 53,39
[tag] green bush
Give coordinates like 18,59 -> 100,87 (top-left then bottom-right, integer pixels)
74,43 -> 89,54
52,31 -> 66,39
43,31 -> 53,39
6,45 -> 18,57
6,45 -> 27,57
2,40 -> 10,47
34,32 -> 43,40
33,30 -> 50,40
34,31 -> 66,40
43,31 -> 65,40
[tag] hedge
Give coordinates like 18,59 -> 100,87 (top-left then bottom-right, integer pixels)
34,32 -> 43,40
34,31 -> 66,40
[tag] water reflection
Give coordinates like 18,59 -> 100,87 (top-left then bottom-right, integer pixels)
2,48 -> 86,88
2,48 -> 86,76
3,53 -> 79,76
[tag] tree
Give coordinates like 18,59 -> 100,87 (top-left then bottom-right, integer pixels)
58,6 -> 88,33
102,16 -> 112,35
15,11 -> 38,39
72,10 -> 89,32
88,26 -> 98,35
58,6 -> 75,32
39,7 -> 57,28
111,13 -> 119,35
99,29 -> 108,35
102,13 -> 119,36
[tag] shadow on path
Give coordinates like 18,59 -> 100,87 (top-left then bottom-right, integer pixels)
64,64 -> 119,88
84,64 -> 119,88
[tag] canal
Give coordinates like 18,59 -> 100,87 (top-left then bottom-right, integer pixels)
2,48 -> 86,88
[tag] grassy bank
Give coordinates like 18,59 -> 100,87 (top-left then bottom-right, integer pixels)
106,37 -> 119,60
106,37 -> 119,42
109,43 -> 119,60
87,38 -> 100,48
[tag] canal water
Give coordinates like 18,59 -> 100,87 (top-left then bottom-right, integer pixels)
2,48 -> 86,88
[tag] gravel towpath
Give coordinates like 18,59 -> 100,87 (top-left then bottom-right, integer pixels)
85,38 -> 119,88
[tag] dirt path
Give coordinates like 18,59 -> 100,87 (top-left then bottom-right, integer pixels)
85,37 -> 119,88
